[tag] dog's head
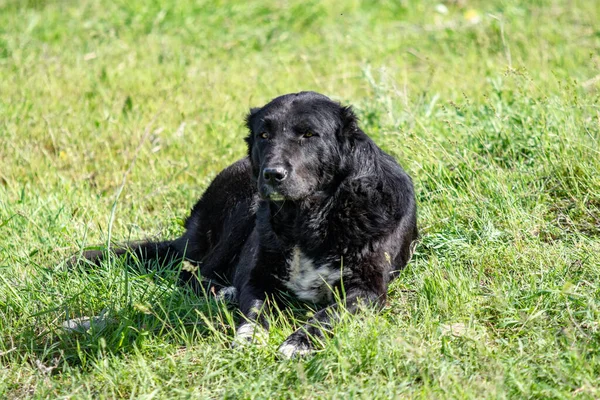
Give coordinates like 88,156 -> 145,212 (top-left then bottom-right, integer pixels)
245,91 -> 360,201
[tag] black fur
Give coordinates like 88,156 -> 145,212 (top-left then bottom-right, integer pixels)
77,91 -> 418,357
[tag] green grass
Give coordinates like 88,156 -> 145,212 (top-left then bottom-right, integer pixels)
1,0 -> 599,398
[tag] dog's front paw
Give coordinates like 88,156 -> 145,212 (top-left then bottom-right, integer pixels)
278,333 -> 314,359
232,322 -> 267,348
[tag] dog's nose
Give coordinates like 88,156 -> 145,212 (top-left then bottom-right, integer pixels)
263,167 -> 288,183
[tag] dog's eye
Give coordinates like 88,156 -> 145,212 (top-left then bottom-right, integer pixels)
259,132 -> 269,139
303,131 -> 314,138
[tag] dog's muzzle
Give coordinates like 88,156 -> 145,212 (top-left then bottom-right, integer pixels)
260,166 -> 288,201
262,166 -> 288,184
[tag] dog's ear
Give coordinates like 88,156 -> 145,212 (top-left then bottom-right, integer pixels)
245,107 -> 261,132
339,106 -> 360,138
244,107 -> 260,154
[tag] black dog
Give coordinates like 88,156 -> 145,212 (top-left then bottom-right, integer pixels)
78,91 -> 418,357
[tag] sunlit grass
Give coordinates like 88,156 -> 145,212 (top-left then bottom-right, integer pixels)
1,0 -> 599,398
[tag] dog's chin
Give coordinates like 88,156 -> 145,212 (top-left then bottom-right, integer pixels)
268,192 -> 286,202
260,188 -> 301,203
259,185 -> 288,202
259,182 -> 314,203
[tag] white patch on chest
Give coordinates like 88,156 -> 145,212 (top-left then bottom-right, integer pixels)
283,247 -> 348,303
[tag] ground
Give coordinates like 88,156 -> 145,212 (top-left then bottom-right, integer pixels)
1,0 -> 599,398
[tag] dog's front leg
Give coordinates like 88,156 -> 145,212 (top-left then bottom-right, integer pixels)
233,284 -> 270,345
278,286 -> 385,358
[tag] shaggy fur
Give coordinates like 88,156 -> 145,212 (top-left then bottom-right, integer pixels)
78,91 -> 418,357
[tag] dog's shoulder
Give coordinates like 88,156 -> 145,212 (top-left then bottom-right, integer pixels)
185,158 -> 255,226
183,157 -> 258,259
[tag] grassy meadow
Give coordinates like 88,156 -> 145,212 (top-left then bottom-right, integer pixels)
1,0 -> 599,398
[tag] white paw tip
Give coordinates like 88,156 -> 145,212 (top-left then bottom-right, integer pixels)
278,341 -> 312,359
233,322 -> 267,347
